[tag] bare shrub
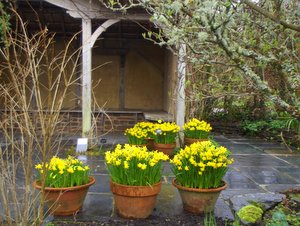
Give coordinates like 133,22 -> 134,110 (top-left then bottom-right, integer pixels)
0,8 -> 82,225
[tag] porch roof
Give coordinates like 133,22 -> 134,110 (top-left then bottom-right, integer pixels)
17,0 -> 156,38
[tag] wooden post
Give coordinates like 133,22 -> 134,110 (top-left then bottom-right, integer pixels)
176,44 -> 186,144
82,18 -> 92,138
81,19 -> 120,138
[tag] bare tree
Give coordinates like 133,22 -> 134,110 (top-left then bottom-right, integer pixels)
0,8 -> 82,225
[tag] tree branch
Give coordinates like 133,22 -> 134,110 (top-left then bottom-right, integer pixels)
241,0 -> 300,32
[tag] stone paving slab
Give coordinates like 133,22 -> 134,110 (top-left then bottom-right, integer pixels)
230,154 -> 293,167
275,167 -> 300,182
276,156 -> 300,168
89,175 -> 111,193
237,167 -> 298,184
223,168 -> 261,189
263,149 -> 299,155
221,189 -> 266,200
220,143 -> 265,154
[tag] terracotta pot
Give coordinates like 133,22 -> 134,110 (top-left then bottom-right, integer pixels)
146,138 -> 154,150
184,137 -> 208,146
110,181 -> 162,219
172,179 -> 227,214
153,142 -> 176,156
33,176 -> 95,216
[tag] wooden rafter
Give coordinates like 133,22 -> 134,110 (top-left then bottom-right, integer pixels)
45,0 -> 149,20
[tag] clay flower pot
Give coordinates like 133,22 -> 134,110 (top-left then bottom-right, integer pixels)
110,181 -> 162,219
172,179 -> 227,214
184,137 -> 208,146
33,176 -> 95,216
153,142 -> 176,156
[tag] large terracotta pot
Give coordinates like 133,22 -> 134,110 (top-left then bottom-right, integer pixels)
172,179 -> 227,213
184,137 -> 208,146
33,176 -> 95,216
110,181 -> 162,219
153,142 -> 176,156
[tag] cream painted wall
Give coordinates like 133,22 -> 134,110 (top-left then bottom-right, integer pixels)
92,55 -> 120,109
92,40 -> 167,110
0,37 -> 79,109
125,50 -> 164,110
0,36 -> 176,112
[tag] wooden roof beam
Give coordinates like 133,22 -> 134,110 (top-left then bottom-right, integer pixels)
45,0 -> 150,21
45,0 -> 100,11
67,9 -> 150,21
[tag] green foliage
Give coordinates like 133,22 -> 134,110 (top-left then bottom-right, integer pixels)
231,215 -> 241,226
241,112 -> 300,138
65,145 -> 104,156
237,204 -> 263,223
0,2 -> 10,43
248,200 -> 266,211
45,223 -> 55,226
204,212 -> 217,226
241,120 -> 269,135
264,193 -> 300,226
266,210 -> 289,226
240,112 -> 300,146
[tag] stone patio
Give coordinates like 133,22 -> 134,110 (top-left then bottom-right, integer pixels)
0,132 -> 295,224
43,133 -> 300,224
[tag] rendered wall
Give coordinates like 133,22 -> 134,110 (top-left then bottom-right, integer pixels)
43,37 -> 79,109
0,37 -> 79,110
1,36 -> 175,113
92,40 -> 166,110
92,54 -> 120,109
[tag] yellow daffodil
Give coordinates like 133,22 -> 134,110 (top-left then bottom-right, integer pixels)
171,140 -> 234,189
183,118 -> 212,139
35,155 -> 90,188
105,144 -> 168,186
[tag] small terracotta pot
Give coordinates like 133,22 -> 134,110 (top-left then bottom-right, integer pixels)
153,142 -> 176,156
184,137 -> 208,146
110,181 -> 162,219
33,176 -> 95,216
172,179 -> 227,214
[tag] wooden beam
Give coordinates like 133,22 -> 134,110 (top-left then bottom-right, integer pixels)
90,19 -> 120,48
81,19 -> 121,137
176,44 -> 186,143
45,0 -> 101,11
45,0 -> 150,21
67,9 -> 150,20
82,18 -> 92,138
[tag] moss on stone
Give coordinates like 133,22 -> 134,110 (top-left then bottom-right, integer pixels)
237,204 -> 264,223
